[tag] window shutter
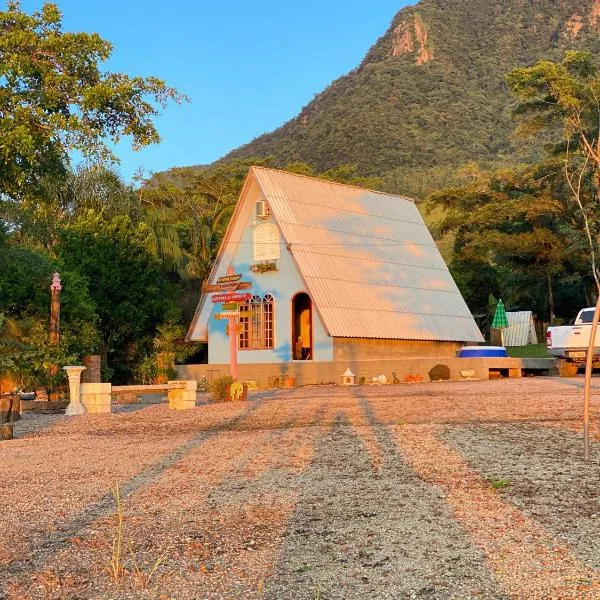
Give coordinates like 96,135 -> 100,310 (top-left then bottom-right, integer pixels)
253,223 -> 280,262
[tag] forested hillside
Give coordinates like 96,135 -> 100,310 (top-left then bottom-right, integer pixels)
4,1 -> 600,390
214,0 -> 600,197
146,0 -> 600,327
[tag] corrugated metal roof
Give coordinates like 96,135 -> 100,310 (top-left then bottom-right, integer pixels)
252,167 -> 484,342
503,311 -> 537,347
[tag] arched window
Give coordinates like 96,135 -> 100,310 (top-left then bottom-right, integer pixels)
239,293 -> 274,350
253,223 -> 280,262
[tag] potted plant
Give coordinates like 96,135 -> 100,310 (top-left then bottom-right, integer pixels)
250,260 -> 278,273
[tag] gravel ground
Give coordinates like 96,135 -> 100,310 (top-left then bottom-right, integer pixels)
441,422 -> 600,570
12,412 -> 66,437
396,424 -> 599,599
2,377 -> 600,599
263,417 -> 503,600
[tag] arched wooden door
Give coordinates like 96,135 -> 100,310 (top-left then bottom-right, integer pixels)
292,293 -> 312,360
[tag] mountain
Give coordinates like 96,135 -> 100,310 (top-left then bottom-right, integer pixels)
211,0 -> 600,197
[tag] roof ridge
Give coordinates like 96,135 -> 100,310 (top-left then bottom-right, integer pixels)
250,165 -> 416,203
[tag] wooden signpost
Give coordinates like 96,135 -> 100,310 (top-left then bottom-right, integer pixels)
209,267 -> 253,379
50,273 -> 62,345
217,274 -> 242,284
215,311 -> 253,320
210,292 -> 251,303
203,278 -> 252,293
204,282 -> 252,293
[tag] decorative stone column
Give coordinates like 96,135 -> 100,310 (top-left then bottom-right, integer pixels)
64,366 -> 86,416
167,380 -> 197,410
81,383 -> 112,414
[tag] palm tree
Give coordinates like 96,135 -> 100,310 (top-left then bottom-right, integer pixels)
139,164 -> 242,282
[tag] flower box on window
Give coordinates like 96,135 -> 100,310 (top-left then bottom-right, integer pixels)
250,260 -> 278,273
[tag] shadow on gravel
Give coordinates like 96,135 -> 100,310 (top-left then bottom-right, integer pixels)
442,423 -> 600,570
0,399 -> 265,592
264,395 -> 506,600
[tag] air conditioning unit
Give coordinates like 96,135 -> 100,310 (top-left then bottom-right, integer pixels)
256,200 -> 271,219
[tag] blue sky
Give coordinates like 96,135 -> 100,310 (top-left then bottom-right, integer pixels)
21,1 -> 411,180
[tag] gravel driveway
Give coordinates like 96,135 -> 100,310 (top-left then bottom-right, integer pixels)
2,377 -> 600,599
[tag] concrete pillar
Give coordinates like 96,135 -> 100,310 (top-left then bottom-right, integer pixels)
508,368 -> 523,379
167,380 -> 197,410
82,355 -> 101,383
81,383 -> 112,414
64,366 -> 87,416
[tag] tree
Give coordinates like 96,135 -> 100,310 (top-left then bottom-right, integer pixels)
506,51 -> 600,291
427,165 -> 587,323
6,164 -> 141,251
140,160 -> 257,282
319,164 -> 382,189
57,212 -> 178,383
0,2 -> 186,201
506,50 -> 600,459
0,246 -> 99,390
0,313 -> 32,393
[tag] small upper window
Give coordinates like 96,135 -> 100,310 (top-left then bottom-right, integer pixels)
253,223 -> 280,262
256,200 -> 271,219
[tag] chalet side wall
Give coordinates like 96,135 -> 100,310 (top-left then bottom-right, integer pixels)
177,355 -> 491,388
333,338 -> 462,362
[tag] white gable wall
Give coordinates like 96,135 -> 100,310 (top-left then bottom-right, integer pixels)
207,193 -> 333,364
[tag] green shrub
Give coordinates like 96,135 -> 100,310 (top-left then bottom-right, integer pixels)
209,375 -> 234,402
429,364 -> 451,381
489,478 -> 510,490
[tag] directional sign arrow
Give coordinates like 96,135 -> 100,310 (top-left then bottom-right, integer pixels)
217,274 -> 242,284
203,281 -> 252,293
215,311 -> 239,319
211,293 -> 251,303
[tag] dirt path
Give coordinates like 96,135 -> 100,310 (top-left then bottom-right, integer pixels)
2,378 -> 600,599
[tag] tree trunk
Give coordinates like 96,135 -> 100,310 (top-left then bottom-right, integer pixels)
548,275 -> 555,326
101,336 -> 109,379
584,280 -> 592,307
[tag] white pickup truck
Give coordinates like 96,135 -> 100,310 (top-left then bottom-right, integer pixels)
546,308 -> 600,370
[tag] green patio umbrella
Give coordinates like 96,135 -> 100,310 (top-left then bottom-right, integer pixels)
492,299 -> 509,329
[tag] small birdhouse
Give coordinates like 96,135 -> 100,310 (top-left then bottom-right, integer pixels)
342,368 -> 356,386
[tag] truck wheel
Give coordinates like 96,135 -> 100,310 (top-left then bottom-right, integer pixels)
558,360 -> 579,377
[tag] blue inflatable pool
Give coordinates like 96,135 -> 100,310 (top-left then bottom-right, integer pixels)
458,346 -> 508,358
